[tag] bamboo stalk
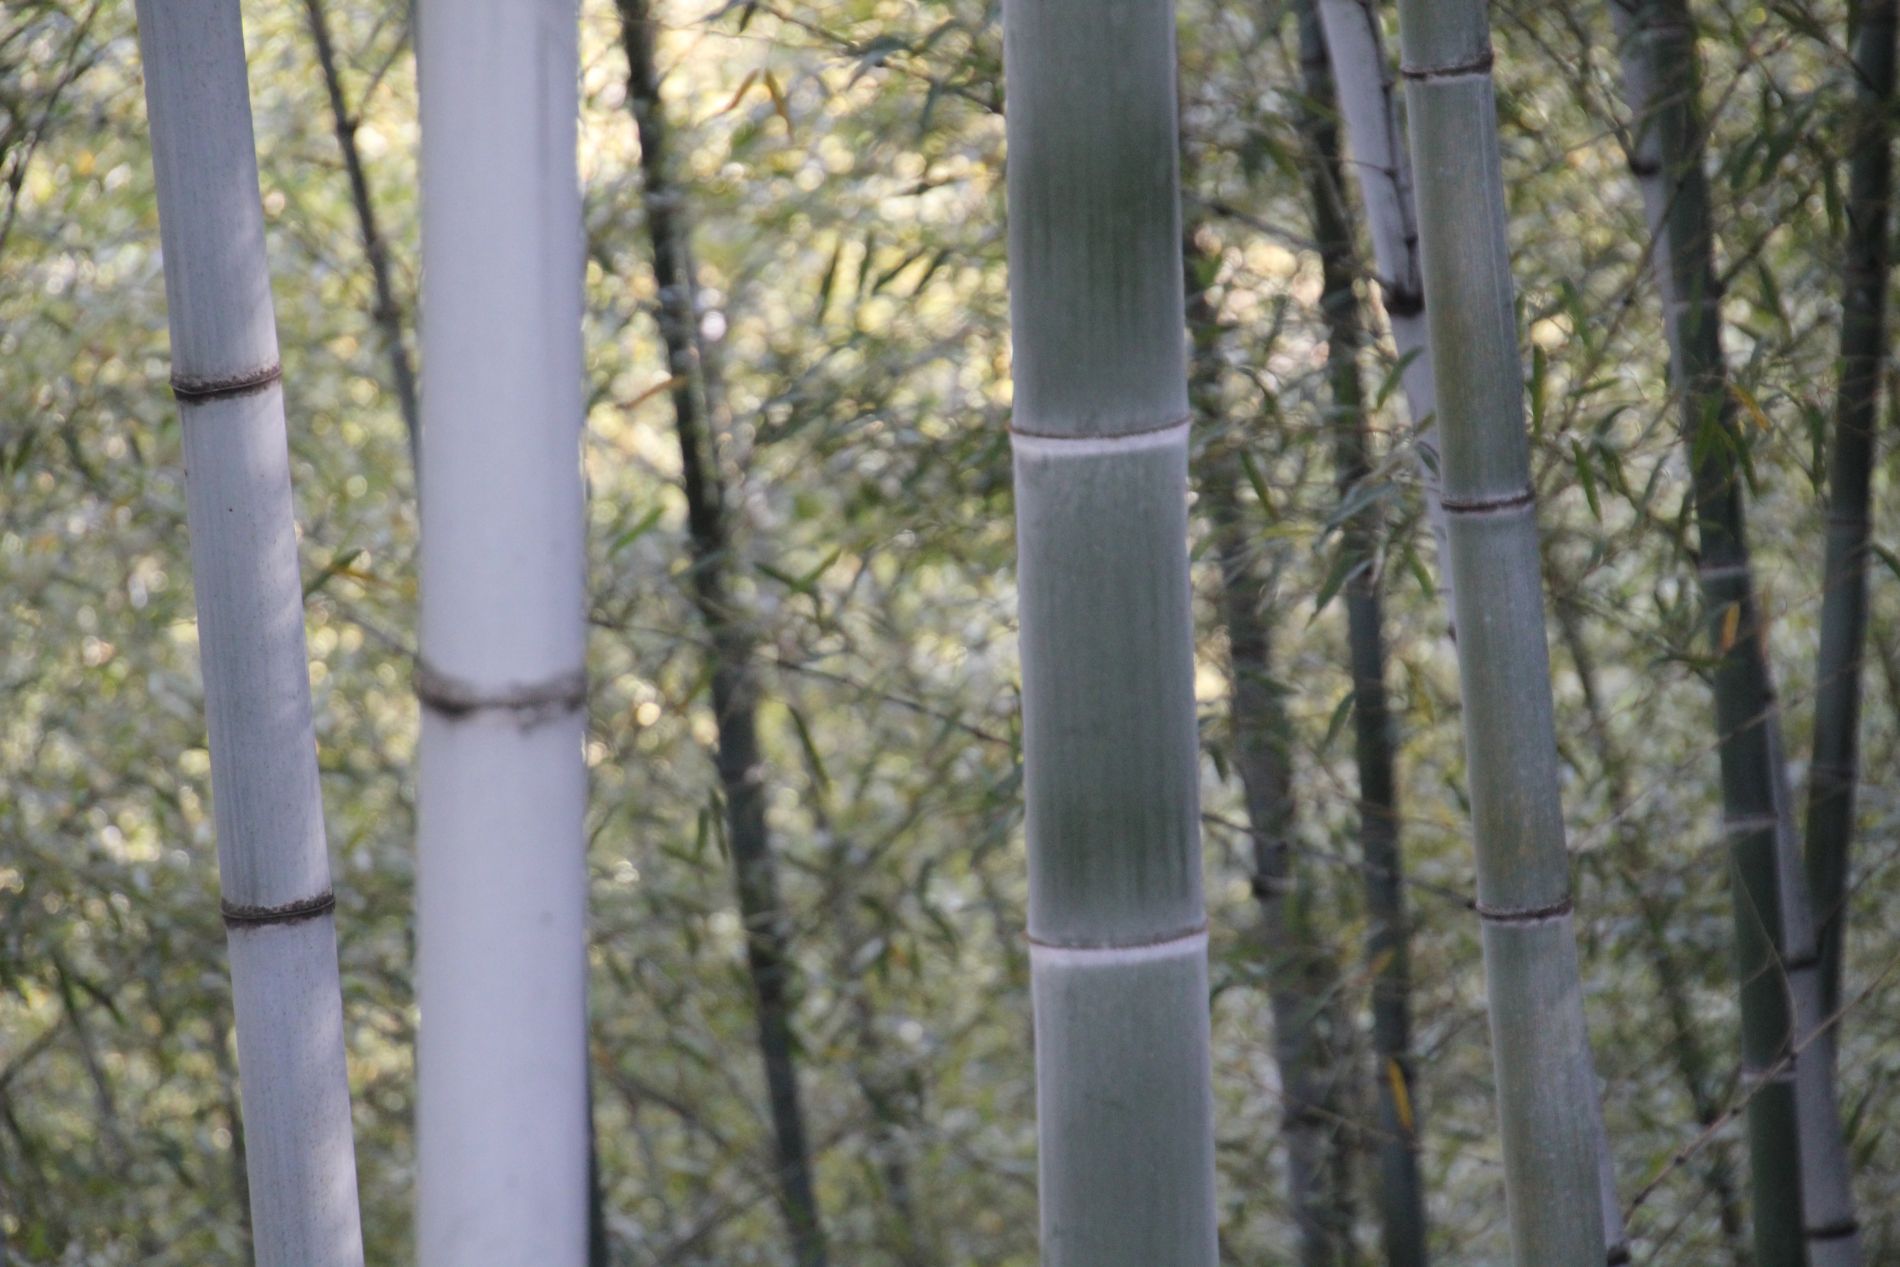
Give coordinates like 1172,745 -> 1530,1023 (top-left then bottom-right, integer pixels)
131,2 -> 365,1262
1313,0 -> 1452,619
1191,249 -> 1356,1266
301,0 -> 419,471
1289,9 -> 1433,1260
1005,0 -> 1218,1260
616,4 -> 829,1262
1608,3 -> 1863,1261
1806,0 -> 1897,1033
1394,3 -> 1609,1261
414,1 -> 591,1262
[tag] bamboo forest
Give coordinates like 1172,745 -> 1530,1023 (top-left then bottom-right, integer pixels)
11,0 -> 1900,1261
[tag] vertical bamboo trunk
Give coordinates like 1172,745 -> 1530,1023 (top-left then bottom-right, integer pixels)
1806,0 -> 1898,1027
1395,3 -> 1608,1262
1312,0 -> 1451,611
617,4 -> 829,1263
415,1 -> 590,1263
1291,9 -> 1433,1264
1190,243 -> 1355,1265
132,3 -> 366,1264
1005,0 -> 1218,1262
301,0 -> 420,469
1608,3 -> 1863,1262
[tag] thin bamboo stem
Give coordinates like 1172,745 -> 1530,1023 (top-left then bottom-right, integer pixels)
301,0 -> 419,471
1292,8 -> 1430,1260
1192,262 -> 1356,1265
1805,0 -> 1897,1035
1608,2 -> 1863,1260
617,4 -> 829,1262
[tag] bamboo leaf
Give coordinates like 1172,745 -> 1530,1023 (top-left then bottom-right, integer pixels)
762,70 -> 793,136
303,548 -> 364,598
1571,439 -> 1601,522
1386,1058 -> 1415,1134
785,702 -> 829,792
611,505 -> 666,556
713,70 -> 760,119
1320,689 -> 1355,756
1730,382 -> 1772,432
625,375 -> 688,410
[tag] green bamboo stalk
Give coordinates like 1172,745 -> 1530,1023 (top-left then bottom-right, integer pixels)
1395,3 -> 1608,1262
1190,238 -> 1356,1267
1005,0 -> 1218,1260
1291,8 -> 1431,1261
1806,0 -> 1898,1031
617,4 -> 829,1262
1608,3 -> 1863,1261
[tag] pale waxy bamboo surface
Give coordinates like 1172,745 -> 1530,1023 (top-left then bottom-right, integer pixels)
1396,2 -> 1610,1262
132,1 -> 366,1262
1005,0 -> 1217,1261
415,1 -> 591,1263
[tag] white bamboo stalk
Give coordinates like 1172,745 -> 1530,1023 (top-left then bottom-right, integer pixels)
1003,0 -> 1219,1260
415,1 -> 591,1263
1314,0 -> 1452,608
1395,2 -> 1609,1262
132,2 -> 365,1263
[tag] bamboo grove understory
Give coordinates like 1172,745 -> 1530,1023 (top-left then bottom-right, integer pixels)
6,0 -> 1900,1262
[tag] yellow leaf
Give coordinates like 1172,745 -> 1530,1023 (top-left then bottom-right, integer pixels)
1730,382 -> 1772,431
1718,601 -> 1741,654
713,70 -> 760,118
763,70 -> 793,136
1386,1058 -> 1415,1136
624,375 -> 688,410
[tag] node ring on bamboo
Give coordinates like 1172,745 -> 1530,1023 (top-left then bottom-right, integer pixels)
414,660 -> 588,728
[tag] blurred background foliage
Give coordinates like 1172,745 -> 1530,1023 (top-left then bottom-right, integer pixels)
3,0 -> 1900,1262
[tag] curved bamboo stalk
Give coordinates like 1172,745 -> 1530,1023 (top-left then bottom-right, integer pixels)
1607,2 -> 1863,1261
1313,0 -> 1451,617
414,1 -> 591,1262
1394,3 -> 1609,1261
1005,0 -> 1219,1260
131,2 -> 365,1262
617,5 -> 830,1262
1290,8 -> 1432,1263
1806,0 -> 1897,1034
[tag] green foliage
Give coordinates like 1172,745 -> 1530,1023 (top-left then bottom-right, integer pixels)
7,0 -> 1900,1263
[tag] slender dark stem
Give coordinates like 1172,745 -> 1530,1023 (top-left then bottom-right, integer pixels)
1189,227 -> 1357,1267
1805,0 -> 1897,1030
302,0 -> 420,470
618,5 -> 829,1264
1295,4 -> 1430,1262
